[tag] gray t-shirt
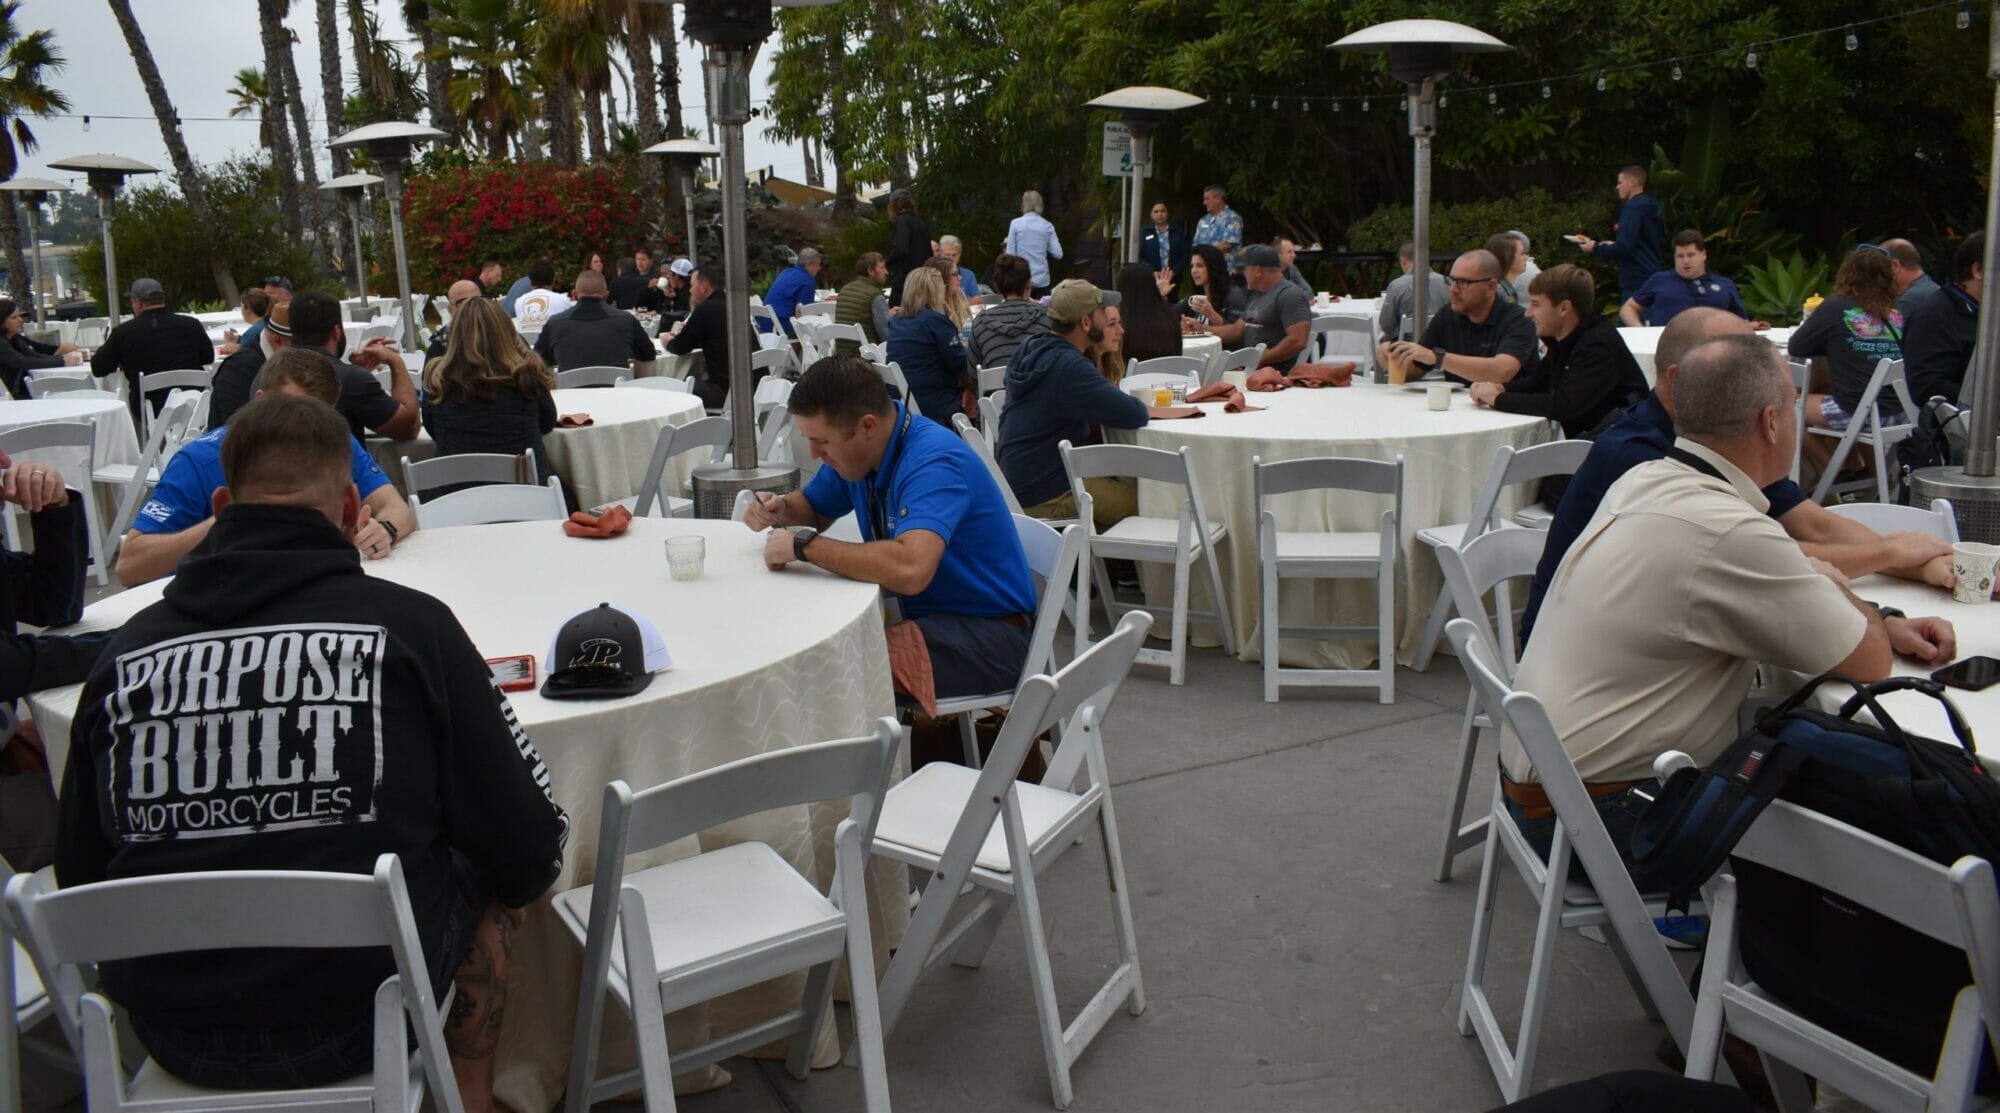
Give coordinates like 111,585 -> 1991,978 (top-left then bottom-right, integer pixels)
1240,280 -> 1314,371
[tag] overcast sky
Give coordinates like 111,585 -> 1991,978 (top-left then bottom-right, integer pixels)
17,1 -> 806,193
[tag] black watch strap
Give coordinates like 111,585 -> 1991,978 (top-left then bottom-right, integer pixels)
381,519 -> 400,545
793,528 -> 817,563
1873,604 -> 1906,622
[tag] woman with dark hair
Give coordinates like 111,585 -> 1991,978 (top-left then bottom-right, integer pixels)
885,190 -> 934,309
1114,262 -> 1180,363
421,296 -> 558,488
967,253 -> 1049,371
1177,244 -> 1245,326
0,298 -> 81,398
1792,246 -> 1906,432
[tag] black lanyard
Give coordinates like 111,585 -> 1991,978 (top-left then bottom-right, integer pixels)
867,405 -> 915,541
1663,444 -> 1727,483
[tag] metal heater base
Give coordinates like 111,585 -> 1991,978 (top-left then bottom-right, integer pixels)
690,462 -> 799,520
1910,466 -> 2000,544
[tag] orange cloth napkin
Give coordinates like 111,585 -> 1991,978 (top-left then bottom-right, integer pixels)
1185,381 -> 1234,404
1146,405 -> 1206,420
557,413 -> 594,428
563,504 -> 632,539
1221,388 -> 1263,412
1247,368 -> 1289,392
1289,361 -> 1358,389
885,620 -> 937,716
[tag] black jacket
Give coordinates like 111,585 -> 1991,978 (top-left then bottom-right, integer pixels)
89,308 -> 214,422
533,297 -> 655,372
0,498 -> 111,700
0,333 -> 65,398
422,382 -> 557,476
1903,283 -> 1978,406
608,271 -> 665,312
1492,314 -> 1647,437
56,503 -> 568,1031
208,345 -> 266,428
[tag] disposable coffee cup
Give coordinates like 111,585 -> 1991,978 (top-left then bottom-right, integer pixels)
1951,541 -> 2000,604
666,536 -> 706,582
1427,384 -> 1452,411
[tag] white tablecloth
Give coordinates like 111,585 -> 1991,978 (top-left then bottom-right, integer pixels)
1112,383 -> 1555,668
1821,576 -> 2000,765
26,517 -> 901,1111
0,395 -> 141,481
372,387 -> 705,510
1620,325 -> 1796,385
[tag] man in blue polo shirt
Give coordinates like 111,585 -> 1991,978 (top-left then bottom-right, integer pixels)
1520,307 -> 1956,642
116,349 -> 418,587
1619,229 -> 1750,326
763,247 -> 822,337
745,354 -> 1036,700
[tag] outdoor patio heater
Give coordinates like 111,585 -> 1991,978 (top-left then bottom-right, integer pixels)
643,137 -> 720,265
0,178 -> 72,326
1084,86 -> 1205,266
328,122 -> 447,351
644,0 -> 836,517
45,154 -> 158,326
1911,0 -> 2000,542
1332,20 -> 1511,335
320,171 -> 383,310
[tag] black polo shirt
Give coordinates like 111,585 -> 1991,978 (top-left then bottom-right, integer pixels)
1417,297 -> 1540,385
89,308 -> 215,421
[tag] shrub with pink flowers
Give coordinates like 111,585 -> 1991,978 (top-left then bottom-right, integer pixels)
402,159 -> 654,293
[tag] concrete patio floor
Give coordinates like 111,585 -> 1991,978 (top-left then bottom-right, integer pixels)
20,631 -> 1697,1113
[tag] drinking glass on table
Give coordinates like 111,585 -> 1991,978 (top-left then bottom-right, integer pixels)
666,536 -> 706,581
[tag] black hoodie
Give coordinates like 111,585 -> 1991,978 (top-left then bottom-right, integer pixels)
56,502 -> 567,1031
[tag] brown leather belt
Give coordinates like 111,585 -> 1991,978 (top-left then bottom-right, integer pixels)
1500,769 -> 1642,822
996,613 -> 1030,630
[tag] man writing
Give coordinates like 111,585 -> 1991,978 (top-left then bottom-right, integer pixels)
1190,243 -> 1312,372
1903,233 -> 1983,405
1884,238 -> 1942,316
1578,165 -> 1664,300
89,277 -> 214,424
744,356 -> 1037,701
1510,333 -> 1953,888
59,391 -> 565,1113
1619,230 -> 1750,326
287,292 -> 421,442
1474,264 -> 1648,438
533,269 -> 654,372
1522,308 -> 1959,641
1378,249 -> 1538,386
117,349 -> 418,586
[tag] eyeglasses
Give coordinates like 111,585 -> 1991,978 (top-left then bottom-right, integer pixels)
1446,276 -> 1495,288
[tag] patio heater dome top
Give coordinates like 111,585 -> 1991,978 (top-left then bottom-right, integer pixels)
0,178 -> 70,194
1084,86 -> 1208,121
321,172 -> 384,192
328,122 -> 447,161
1331,19 -> 1512,84
643,138 -> 722,158
46,154 -> 159,175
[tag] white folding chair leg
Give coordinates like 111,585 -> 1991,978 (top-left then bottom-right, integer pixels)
835,826 -> 893,1113
1411,585 -> 1452,673
1168,531 -> 1193,686
1459,802 -> 1573,1104
615,887 -> 682,1113
1433,696 -> 1489,882
1198,534 -> 1236,660
2,917 -> 18,1113
1260,541 -> 1280,703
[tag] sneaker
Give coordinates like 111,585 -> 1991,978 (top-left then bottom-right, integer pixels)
1655,913 -> 1708,951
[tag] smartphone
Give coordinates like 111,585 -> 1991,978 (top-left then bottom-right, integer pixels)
487,654 -> 537,692
1931,655 -> 2000,692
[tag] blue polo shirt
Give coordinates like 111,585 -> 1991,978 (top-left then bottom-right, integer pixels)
764,264 -> 819,336
1628,269 -> 1747,325
802,404 -> 1035,620
133,426 -> 392,534
1520,392 -> 1807,641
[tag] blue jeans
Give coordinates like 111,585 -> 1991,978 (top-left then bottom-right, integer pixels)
1506,780 -> 1672,895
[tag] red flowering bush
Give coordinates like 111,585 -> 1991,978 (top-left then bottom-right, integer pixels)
403,160 -> 651,293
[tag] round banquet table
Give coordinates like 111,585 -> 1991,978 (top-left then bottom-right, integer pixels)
1619,324 -> 1794,385
1110,382 -> 1555,668
27,517 -> 902,1111
0,395 -> 141,479
370,386 -> 705,510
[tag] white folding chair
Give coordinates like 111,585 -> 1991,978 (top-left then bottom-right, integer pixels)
1060,440 -> 1235,685
749,303 -> 781,339
819,322 -> 866,355
1253,454 -> 1402,704
871,360 -> 920,416
1121,372 -> 1198,399
624,416 -> 731,518
1307,316 -> 1375,376
1827,496 -> 1959,543
952,414 -> 1022,514
431,294 -> 453,325
3,855 -> 463,1113
796,300 -> 837,319
1811,357 -> 1920,504
1204,344 -> 1265,388
868,611 -> 1153,1110
0,854 -> 64,1113
1448,618 -> 1704,1103
23,377 -> 107,399
752,346 -> 799,380
1431,527 -> 1546,882
400,449 -> 539,499
789,421 -> 821,482
979,390 -> 1005,445
71,318 -> 108,349
614,375 -> 693,393
1127,355 -> 1207,384
99,392 -> 202,562
408,477 -> 565,527
0,423 -> 107,586
1680,786 -> 2000,1113
976,363 -> 1009,395
559,720 -> 900,1113
1788,359 -> 1812,484
135,369 -> 210,438
1411,439 -> 1587,672
554,365 -> 627,389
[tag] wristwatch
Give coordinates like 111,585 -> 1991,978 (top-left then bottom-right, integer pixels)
792,526 -> 819,563
380,519 -> 400,546
1874,604 -> 1906,623
1432,347 -> 1446,368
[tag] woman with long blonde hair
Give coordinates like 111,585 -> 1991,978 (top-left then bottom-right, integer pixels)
887,265 -> 972,419
422,296 -> 559,482
925,254 -> 971,330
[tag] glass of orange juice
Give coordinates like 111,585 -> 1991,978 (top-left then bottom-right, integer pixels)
1153,386 -> 1173,407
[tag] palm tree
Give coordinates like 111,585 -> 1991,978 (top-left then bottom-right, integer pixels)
431,0 -> 537,157
273,14 -> 328,254
105,0 -> 239,305
623,0 -> 665,233
316,0 -> 357,293
226,66 -> 275,147
0,1 -> 68,309
402,0 -> 458,140
256,0 -> 305,241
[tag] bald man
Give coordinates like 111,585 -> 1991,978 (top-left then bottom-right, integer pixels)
425,279 -> 489,362
1521,306 -> 1956,640
533,268 -> 657,374
1883,238 -> 1942,316
1379,249 -> 1538,385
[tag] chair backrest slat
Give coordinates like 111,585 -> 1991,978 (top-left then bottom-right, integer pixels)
1826,498 -> 1958,543
555,365 -> 628,389
1435,528 -> 1544,678
402,450 -> 536,497
955,414 -> 1024,515
409,478 -> 565,528
14,869 -> 388,964
1733,800 -> 1981,946
633,416 -> 731,516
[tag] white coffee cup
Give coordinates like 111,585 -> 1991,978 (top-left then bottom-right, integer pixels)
1223,370 -> 1249,390
1427,384 -> 1452,411
1952,541 -> 2000,603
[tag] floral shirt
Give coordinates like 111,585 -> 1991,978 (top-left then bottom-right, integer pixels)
1787,294 -> 1905,414
1194,206 -> 1244,270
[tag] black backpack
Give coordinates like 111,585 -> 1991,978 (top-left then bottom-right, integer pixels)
1629,674 -> 2000,1079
